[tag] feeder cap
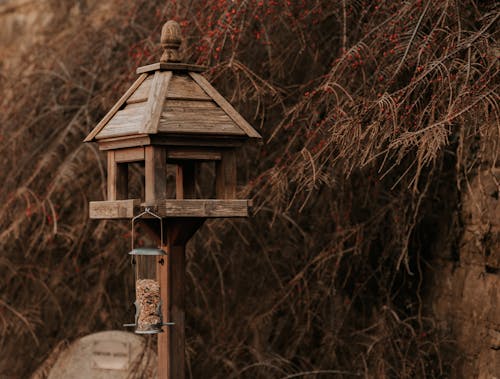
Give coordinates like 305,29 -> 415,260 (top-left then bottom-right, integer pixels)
129,248 -> 166,256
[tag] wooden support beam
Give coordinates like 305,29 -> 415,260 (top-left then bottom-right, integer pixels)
145,146 -> 167,202
216,150 -> 237,199
167,149 -> 221,161
89,199 -> 250,219
158,235 -> 169,379
107,151 -> 128,200
151,199 -> 248,217
115,147 -> 145,163
167,243 -> 185,379
89,199 -> 140,218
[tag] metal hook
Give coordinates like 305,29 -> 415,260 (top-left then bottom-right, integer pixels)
131,208 -> 164,250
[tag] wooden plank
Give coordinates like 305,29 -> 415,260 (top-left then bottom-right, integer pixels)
167,149 -> 221,161
216,150 -> 237,199
115,147 -> 145,163
176,164 -> 184,199
162,108 -> 236,122
167,75 -> 211,100
136,62 -> 206,74
150,135 -> 244,148
141,71 -> 172,134
164,99 -> 218,110
157,234 -> 169,379
127,76 -> 153,104
107,151 -> 117,200
84,73 -> 148,142
89,199 -> 140,219
96,103 -> 147,139
98,135 -> 151,150
189,72 -> 262,139
149,199 -> 249,217
145,146 -> 167,202
168,244 -> 185,379
158,119 -> 245,135
87,199 -> 250,218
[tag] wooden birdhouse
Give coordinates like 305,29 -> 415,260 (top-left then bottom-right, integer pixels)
85,20 -> 261,219
84,20 -> 261,379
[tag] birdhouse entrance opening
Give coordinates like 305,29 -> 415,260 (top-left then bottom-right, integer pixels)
127,162 -> 144,201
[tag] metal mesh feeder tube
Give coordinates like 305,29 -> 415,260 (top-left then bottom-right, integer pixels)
130,248 -> 165,334
124,209 -> 174,334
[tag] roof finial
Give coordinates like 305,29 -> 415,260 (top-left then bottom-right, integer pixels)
160,20 -> 182,63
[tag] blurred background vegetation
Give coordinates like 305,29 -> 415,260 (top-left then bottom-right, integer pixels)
0,0 -> 498,377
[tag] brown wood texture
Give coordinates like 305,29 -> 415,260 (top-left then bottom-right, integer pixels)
164,99 -> 218,110
158,233 -> 169,379
142,71 -> 173,134
167,74 -> 211,100
158,120 -> 244,136
114,147 -> 145,163
175,164 -> 184,199
150,135 -> 245,148
189,72 -> 262,139
167,243 -> 185,379
126,76 -> 153,104
107,151 -> 128,200
145,146 -> 167,202
97,135 -> 244,150
89,199 -> 140,219
96,102 -> 147,139
97,135 -> 151,150
84,73 -> 148,142
154,199 -> 249,217
216,150 -> 237,199
167,149 -> 221,161
88,199 -> 250,219
136,62 -> 206,74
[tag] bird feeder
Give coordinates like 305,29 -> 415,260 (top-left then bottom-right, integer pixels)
124,209 -> 174,334
84,20 -> 261,379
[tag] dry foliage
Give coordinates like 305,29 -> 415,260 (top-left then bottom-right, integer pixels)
0,0 -> 498,378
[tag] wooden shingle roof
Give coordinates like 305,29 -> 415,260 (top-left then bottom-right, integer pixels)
84,22 -> 261,143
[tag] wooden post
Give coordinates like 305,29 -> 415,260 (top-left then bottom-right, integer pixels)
150,159 -> 197,379
167,242 -> 185,379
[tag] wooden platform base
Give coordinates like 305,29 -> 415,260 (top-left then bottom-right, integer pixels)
89,199 -> 251,219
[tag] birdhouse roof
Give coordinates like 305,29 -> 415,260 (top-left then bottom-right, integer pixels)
84,68 -> 261,143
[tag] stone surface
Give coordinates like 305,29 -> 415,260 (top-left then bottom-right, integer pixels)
47,331 -> 157,379
430,165 -> 500,378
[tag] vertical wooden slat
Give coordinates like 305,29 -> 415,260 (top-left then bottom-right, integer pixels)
107,151 -> 117,200
107,151 -> 128,200
145,146 -> 167,202
158,236 -> 169,379
168,243 -> 185,379
216,150 -> 236,199
176,165 -> 184,200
